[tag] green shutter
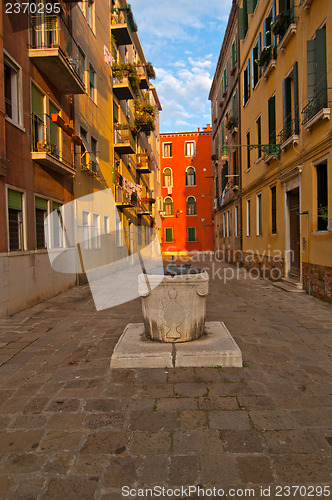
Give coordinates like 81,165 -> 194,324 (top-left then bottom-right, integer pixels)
31,84 -> 44,119
293,62 -> 299,134
282,77 -> 292,131
315,27 -> 327,102
89,67 -> 94,86
35,197 -> 48,210
306,39 -> 316,102
53,202 -> 62,211
268,96 -> 276,144
239,7 -> 248,40
188,227 -> 196,241
247,0 -> 257,14
165,228 -> 172,242
8,189 -> 22,210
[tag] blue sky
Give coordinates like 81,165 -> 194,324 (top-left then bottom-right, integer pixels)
129,0 -> 232,133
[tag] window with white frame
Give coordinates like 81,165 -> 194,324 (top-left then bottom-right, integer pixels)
163,167 -> 173,187
186,167 -> 196,186
104,215 -> 110,234
82,210 -> 90,249
91,213 -> 100,249
164,197 -> 173,216
186,196 -> 196,215
162,142 -> 172,157
4,54 -> 22,126
8,189 -> 24,251
35,196 -> 48,249
52,201 -> 63,248
184,141 -> 196,157
31,83 -> 45,150
256,193 -> 262,235
87,0 -> 95,31
116,212 -> 123,247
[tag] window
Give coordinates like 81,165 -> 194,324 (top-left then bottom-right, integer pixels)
165,227 -> 173,242
162,142 -> 172,157
116,212 -> 123,247
91,136 -> 98,172
316,162 -> 328,231
263,14 -> 272,47
31,84 -> 44,150
89,64 -> 96,101
306,27 -> 327,120
91,213 -> 100,249
282,62 -> 299,139
80,127 -> 88,167
233,150 -> 237,177
78,47 -> 86,84
104,216 -> 110,234
163,168 -> 172,187
243,59 -> 250,105
49,101 -> 60,155
232,92 -> 238,125
8,189 -> 24,251
222,161 -> 228,192
186,167 -> 196,186
268,95 -> 276,144
186,196 -> 196,215
223,213 -> 226,237
271,185 -> 277,234
257,116 -> 262,158
231,39 -> 237,67
226,211 -> 230,237
82,210 -> 90,249
256,193 -> 262,236
185,141 -> 196,157
246,199 -> 251,236
164,197 -> 173,216
87,0 -> 95,31
188,227 -> 196,242
246,132 -> 251,170
223,64 -> 228,93
4,54 -> 22,125
52,202 -> 63,248
215,174 -> 219,199
235,205 -> 239,237
252,40 -> 259,88
35,197 -> 48,249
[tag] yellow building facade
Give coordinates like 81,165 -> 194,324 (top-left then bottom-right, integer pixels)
239,0 -> 332,301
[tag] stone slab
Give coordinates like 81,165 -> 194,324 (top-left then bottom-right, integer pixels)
110,322 -> 242,369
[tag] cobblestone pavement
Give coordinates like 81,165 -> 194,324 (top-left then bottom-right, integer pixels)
0,261 -> 331,499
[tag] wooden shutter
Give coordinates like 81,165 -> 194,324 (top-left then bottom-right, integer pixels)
315,27 -> 327,103
268,96 -> 276,144
165,228 -> 172,242
247,0 -> 257,14
306,39 -> 316,102
293,62 -> 299,134
35,197 -> 48,210
247,59 -> 251,99
282,77 -> 292,131
31,84 -> 44,119
53,202 -> 62,211
271,186 -> 277,234
8,189 -> 22,210
239,7 -> 245,40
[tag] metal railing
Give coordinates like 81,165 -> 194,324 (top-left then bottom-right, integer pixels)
114,127 -> 135,149
29,14 -> 85,86
272,7 -> 295,38
111,7 -> 137,37
301,88 -> 329,125
277,116 -> 298,144
31,113 -> 74,168
137,202 -> 152,215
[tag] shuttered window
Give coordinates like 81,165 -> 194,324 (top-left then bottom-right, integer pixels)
306,26 -> 327,112
243,60 -> 250,106
293,62 -> 299,134
246,132 -> 251,169
52,202 -> 63,248
35,197 -> 48,249
8,189 -> 23,251
188,227 -> 196,242
271,186 -> 277,234
222,161 -> 228,191
231,40 -> 237,67
268,96 -> 276,144
282,77 -> 292,139
239,1 -> 248,40
165,227 -> 173,242
257,117 -> 262,158
317,162 -> 328,231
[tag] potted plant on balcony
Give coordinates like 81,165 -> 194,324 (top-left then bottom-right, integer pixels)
134,93 -> 156,134
225,116 -> 236,130
112,62 -> 140,95
257,45 -> 272,67
271,10 -> 290,36
146,62 -> 156,79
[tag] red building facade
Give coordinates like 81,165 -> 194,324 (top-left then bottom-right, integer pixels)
160,126 -> 214,254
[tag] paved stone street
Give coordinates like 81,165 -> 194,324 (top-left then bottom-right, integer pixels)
0,261 -> 331,499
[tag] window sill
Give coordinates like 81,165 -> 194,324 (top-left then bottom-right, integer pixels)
263,58 -> 276,80
5,116 -> 25,132
279,23 -> 297,52
304,108 -> 330,132
185,185 -> 197,187
312,230 -> 331,235
162,156 -> 173,159
269,233 -> 278,236
186,214 -> 197,217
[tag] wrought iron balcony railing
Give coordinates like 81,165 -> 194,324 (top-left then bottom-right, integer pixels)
301,88 -> 329,126
277,117 -> 298,145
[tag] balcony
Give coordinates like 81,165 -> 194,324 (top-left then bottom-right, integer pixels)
301,89 -> 330,131
111,7 -> 136,46
28,15 -> 85,94
137,202 -> 152,216
113,76 -> 136,100
136,153 -> 152,174
114,127 -> 135,155
115,186 -> 136,208
136,65 -> 149,90
31,113 -> 75,175
277,118 -> 299,150
271,9 -> 296,51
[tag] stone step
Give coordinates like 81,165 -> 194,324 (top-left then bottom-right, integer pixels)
273,281 -> 306,293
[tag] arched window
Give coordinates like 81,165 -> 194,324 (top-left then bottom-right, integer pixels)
186,167 -> 196,186
163,167 -> 173,187
164,196 -> 173,216
186,196 -> 196,215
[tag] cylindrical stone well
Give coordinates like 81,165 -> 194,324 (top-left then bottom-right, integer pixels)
138,266 -> 209,343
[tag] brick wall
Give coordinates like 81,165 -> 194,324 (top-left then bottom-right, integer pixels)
302,263 -> 332,303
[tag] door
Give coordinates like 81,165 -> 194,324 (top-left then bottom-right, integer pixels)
288,188 -> 300,277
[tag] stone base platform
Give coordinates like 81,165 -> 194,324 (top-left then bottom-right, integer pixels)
110,321 -> 242,368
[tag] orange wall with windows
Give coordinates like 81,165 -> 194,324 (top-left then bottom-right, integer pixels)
160,126 -> 214,254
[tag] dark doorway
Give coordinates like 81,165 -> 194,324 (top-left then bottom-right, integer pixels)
288,188 -> 300,278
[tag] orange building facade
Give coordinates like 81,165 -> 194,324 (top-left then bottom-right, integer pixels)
160,126 -> 214,255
